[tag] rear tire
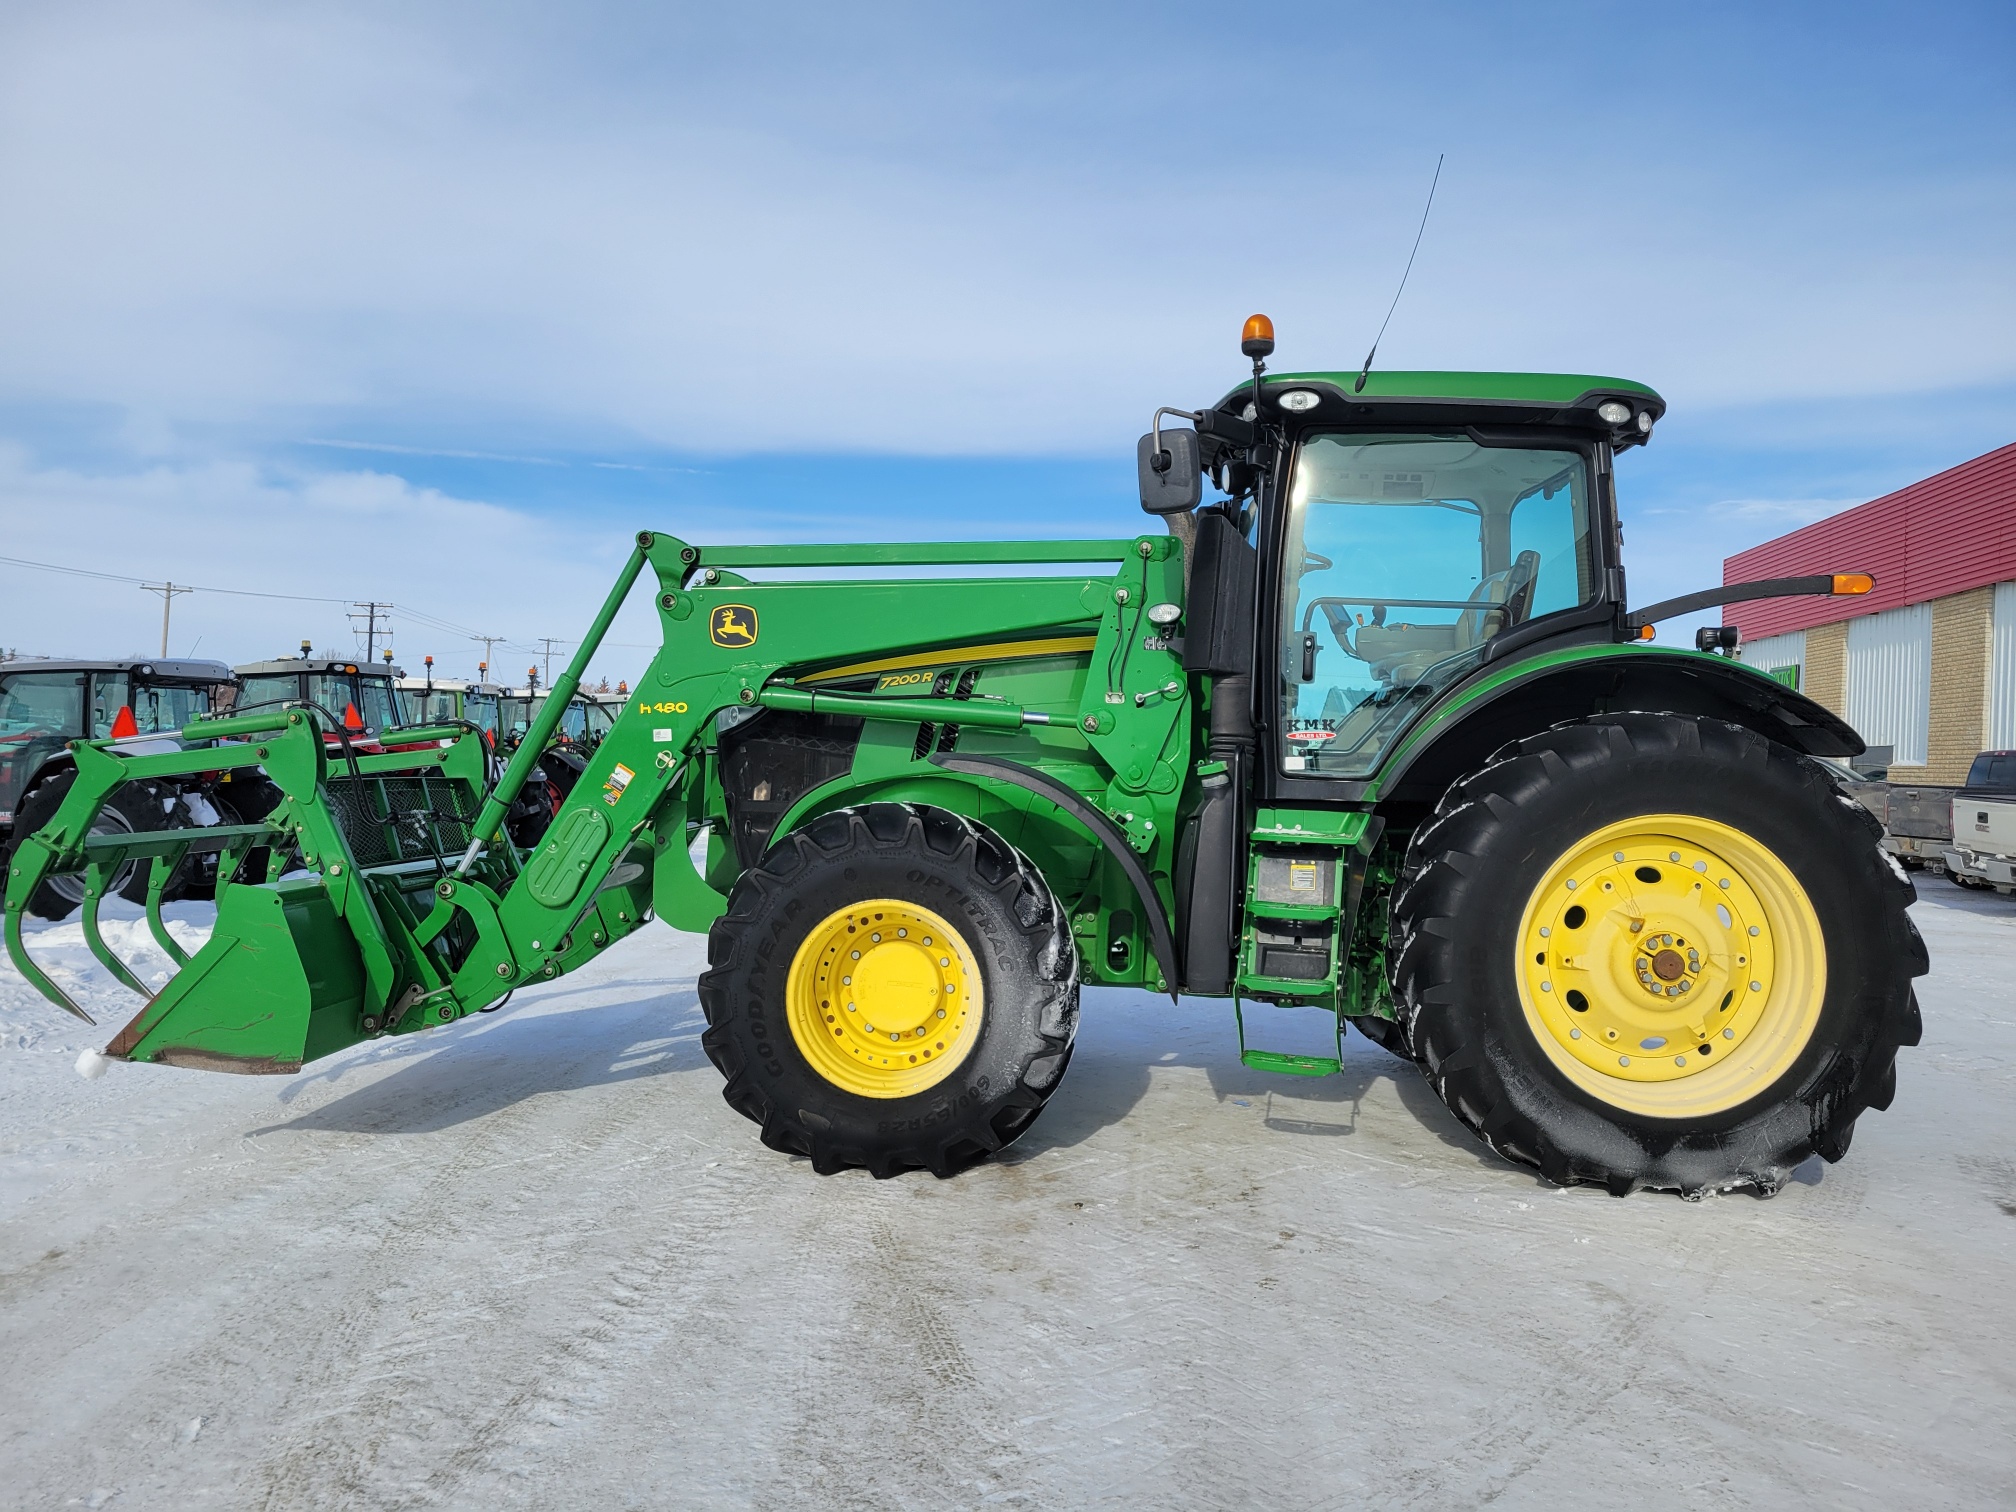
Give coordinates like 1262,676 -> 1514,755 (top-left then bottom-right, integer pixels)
699,803 -> 1079,1177
1390,714 -> 1927,1198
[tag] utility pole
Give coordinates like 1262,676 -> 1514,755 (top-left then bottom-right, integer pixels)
471,633 -> 504,681
538,637 -> 564,686
140,582 -> 195,657
349,602 -> 391,663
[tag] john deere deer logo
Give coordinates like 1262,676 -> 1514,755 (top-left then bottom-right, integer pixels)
709,604 -> 759,648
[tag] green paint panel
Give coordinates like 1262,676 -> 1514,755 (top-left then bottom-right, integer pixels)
123,880 -> 366,1072
525,806 -> 612,908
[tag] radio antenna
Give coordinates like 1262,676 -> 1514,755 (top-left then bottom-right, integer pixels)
1355,153 -> 1444,394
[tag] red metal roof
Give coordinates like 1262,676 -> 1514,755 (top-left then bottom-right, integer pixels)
1723,442 -> 2016,639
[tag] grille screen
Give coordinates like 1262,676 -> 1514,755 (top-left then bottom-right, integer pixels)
324,772 -> 479,869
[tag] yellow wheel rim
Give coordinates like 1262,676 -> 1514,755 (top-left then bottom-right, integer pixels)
1516,814 -> 1825,1119
785,899 -> 984,1099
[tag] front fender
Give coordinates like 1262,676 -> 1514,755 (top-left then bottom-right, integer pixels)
1374,644 -> 1862,811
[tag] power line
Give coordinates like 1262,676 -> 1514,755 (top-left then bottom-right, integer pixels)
0,552 -> 346,603
0,549 -> 652,664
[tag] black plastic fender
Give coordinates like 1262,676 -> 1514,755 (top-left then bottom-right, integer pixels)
929,751 -> 1179,1000
1379,648 -> 1865,812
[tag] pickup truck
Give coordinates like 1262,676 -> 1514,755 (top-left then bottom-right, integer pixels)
1886,782 -> 1956,870
1942,751 -> 2016,892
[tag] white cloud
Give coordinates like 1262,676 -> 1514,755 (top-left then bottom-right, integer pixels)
0,3 -> 2007,457
0,446 -> 658,684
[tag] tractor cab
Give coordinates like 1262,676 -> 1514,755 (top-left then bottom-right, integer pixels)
231,653 -> 411,750
396,672 -> 469,726
549,690 -> 615,753
0,657 -> 232,831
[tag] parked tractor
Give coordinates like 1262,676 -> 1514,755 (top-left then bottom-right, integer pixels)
4,322 -> 1927,1198
0,657 -> 239,918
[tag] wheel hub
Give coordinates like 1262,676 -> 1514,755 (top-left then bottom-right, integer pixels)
1518,821 -> 1804,1091
785,900 -> 982,1099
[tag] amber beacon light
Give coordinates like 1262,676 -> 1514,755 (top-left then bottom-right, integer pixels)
1241,314 -> 1275,359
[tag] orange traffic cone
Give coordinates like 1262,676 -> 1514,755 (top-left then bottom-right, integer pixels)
110,705 -> 139,739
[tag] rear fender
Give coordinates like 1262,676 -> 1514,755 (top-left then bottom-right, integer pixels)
1376,646 -> 1862,813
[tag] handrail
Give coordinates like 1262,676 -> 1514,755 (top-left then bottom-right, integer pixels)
693,539 -> 1136,569
756,686 -> 1048,730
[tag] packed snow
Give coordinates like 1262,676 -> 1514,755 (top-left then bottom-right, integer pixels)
2,881 -> 2012,1509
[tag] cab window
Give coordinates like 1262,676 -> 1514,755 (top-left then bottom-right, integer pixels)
1280,433 -> 1594,778
236,673 -> 303,713
1,672 -> 85,739
89,675 -> 212,736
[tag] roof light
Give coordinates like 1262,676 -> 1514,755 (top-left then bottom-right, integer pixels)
1832,573 -> 1875,595
1597,401 -> 1632,425
1278,389 -> 1320,413
1241,314 -> 1275,359
1637,411 -> 1653,433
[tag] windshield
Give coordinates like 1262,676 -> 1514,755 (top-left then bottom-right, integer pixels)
464,692 -> 500,737
236,671 -> 407,731
1280,433 -> 1594,777
90,675 -> 214,736
405,688 -> 461,724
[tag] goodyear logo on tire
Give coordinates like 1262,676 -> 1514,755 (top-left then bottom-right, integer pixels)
709,605 -> 758,648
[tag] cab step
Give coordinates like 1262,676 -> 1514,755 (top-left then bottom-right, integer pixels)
1239,1048 -> 1341,1077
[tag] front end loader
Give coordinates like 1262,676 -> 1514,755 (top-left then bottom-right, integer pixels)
4,321 -> 1928,1197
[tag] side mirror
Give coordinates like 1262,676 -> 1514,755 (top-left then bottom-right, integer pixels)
1137,428 -> 1201,515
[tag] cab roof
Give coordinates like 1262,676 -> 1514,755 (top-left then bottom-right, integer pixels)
0,657 -> 233,682
1217,369 -> 1667,447
234,658 -> 406,678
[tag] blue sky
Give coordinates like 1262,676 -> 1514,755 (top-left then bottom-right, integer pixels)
0,1 -> 2010,683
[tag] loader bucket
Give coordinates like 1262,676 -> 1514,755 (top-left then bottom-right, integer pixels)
103,878 -> 367,1074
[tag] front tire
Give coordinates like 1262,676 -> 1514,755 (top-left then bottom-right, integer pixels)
1390,714 -> 1927,1197
698,803 -> 1079,1177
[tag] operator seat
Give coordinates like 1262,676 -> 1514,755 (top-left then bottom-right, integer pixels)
1351,550 -> 1542,685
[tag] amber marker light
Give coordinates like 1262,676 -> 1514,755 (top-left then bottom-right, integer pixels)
1241,313 -> 1276,359
1637,625 -> 1657,640
1832,573 -> 1875,595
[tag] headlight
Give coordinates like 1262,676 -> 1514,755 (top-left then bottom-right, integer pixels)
1277,389 -> 1321,413
1637,411 -> 1654,433
1596,400 -> 1632,425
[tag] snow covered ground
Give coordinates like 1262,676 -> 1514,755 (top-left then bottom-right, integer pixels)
2,879 -> 2012,1511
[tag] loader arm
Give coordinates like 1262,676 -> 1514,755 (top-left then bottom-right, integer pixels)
8,529 -> 1197,1072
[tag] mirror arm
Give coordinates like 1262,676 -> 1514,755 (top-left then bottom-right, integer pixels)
1150,407 -> 1202,472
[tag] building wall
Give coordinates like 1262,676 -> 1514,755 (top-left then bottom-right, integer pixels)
1928,586 -> 1993,785
1789,587 -> 1995,785
1991,582 -> 2016,749
1724,443 -> 2016,641
1804,620 -> 1848,717
1847,604 -> 1933,767
1737,630 -> 1805,686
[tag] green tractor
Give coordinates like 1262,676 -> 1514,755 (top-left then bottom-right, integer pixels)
4,322 -> 1925,1197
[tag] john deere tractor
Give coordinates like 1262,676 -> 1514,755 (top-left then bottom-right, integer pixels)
4,321 -> 1925,1197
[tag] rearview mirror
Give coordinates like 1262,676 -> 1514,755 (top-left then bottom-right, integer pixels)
1137,428 -> 1201,515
